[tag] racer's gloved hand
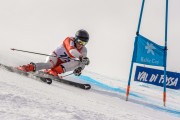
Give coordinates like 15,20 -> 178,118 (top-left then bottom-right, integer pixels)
79,56 -> 90,65
73,67 -> 82,76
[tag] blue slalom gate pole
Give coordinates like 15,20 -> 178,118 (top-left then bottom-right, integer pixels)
163,0 -> 168,107
126,0 -> 145,101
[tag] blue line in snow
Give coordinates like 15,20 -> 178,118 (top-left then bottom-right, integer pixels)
78,75 -> 180,117
137,102 -> 180,117
79,75 -> 143,98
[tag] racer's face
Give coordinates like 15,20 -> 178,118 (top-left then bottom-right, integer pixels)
75,42 -> 83,49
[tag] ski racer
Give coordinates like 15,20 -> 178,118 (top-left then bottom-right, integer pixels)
17,29 -> 90,76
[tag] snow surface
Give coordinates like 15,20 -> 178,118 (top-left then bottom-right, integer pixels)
0,51 -> 180,120
0,0 -> 180,119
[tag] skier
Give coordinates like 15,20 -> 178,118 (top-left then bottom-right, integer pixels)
17,29 -> 90,76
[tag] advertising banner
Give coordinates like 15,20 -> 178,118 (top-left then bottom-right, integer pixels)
132,35 -> 165,66
134,66 -> 180,89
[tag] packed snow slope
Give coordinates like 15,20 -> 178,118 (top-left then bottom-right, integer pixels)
0,52 -> 180,120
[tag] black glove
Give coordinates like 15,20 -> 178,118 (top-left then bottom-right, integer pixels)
79,56 -> 90,65
73,67 -> 82,76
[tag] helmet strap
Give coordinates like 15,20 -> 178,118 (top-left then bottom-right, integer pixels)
74,38 -> 77,48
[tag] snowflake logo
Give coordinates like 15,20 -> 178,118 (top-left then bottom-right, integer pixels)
145,42 -> 156,55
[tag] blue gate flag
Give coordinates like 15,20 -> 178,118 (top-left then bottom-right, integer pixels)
132,35 -> 165,66
134,66 -> 180,90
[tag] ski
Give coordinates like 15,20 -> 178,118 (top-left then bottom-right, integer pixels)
35,71 -> 91,90
0,63 -> 53,84
36,76 -> 91,90
0,63 -> 91,90
52,77 -> 91,90
37,77 -> 53,84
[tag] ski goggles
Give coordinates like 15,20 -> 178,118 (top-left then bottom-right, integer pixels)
76,39 -> 87,46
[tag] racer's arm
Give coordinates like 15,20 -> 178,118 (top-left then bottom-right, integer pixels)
63,37 -> 82,58
63,37 -> 89,65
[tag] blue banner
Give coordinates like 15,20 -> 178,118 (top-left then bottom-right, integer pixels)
132,35 -> 165,66
134,66 -> 180,89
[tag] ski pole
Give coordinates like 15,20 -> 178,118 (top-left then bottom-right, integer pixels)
11,48 -> 56,57
60,73 -> 74,78
11,48 -> 79,61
